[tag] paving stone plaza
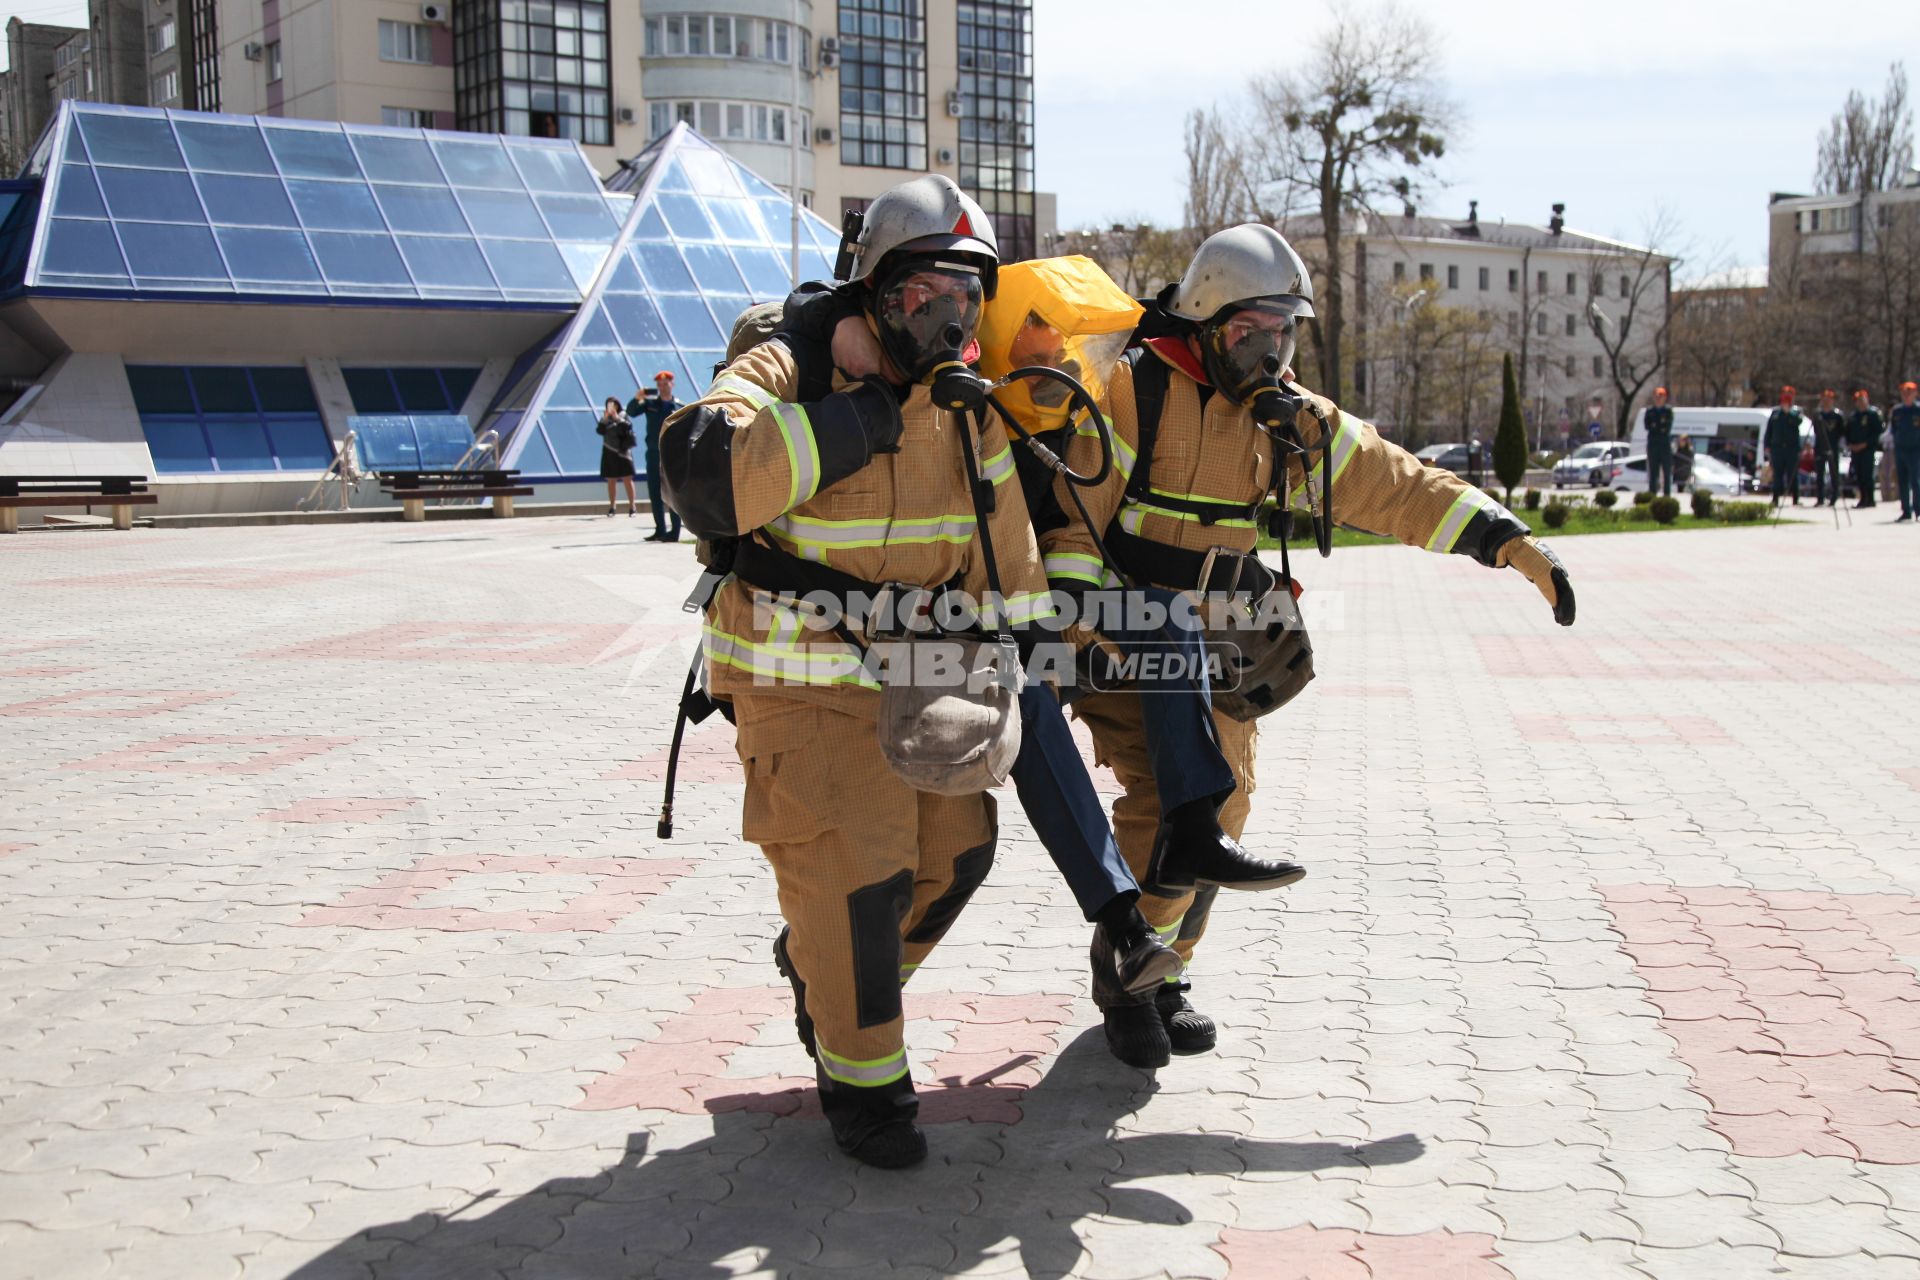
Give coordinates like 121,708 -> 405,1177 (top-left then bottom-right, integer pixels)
4,515 -> 1919,1279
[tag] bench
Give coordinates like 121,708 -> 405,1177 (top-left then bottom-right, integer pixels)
377,469 -> 533,522
0,475 -> 158,533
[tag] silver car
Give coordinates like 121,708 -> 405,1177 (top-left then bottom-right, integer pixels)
1553,441 -> 1632,487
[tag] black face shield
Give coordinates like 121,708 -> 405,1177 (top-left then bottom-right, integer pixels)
1199,297 -> 1307,405
872,258 -> 986,385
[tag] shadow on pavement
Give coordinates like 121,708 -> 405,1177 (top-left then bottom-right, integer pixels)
285,1029 -> 1424,1279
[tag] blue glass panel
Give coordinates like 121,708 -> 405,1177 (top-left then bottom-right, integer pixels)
480,238 -> 573,293
756,199 -> 795,243
251,367 -> 320,412
204,415 -> 275,470
735,166 -> 790,202
681,242 -> 745,293
189,366 -> 253,412
516,421 -> 560,474
680,353 -> 722,393
176,121 -> 275,174
415,416 -> 477,466
63,121 -> 90,163
264,416 -> 335,468
375,184 -> 468,234
634,204 -> 672,243
572,350 -> 638,407
605,252 -> 644,293
397,236 -> 496,291
705,197 -> 766,244
343,369 -> 400,413
458,188 -> 546,238
97,167 -> 205,223
39,219 -> 130,278
655,160 -> 693,193
263,126 -> 362,179
802,248 -> 835,283
626,351 -> 683,391
310,232 -> 411,286
658,192 -> 717,240
542,409 -> 604,472
558,241 -> 610,290
78,113 -> 184,168
351,415 -> 421,469
289,180 -> 385,232
508,143 -> 600,194
352,134 -> 438,184
196,173 -> 300,227
434,140 -> 522,189
440,368 -> 480,409
391,368 -> 450,411
536,193 -> 616,240
732,246 -> 792,298
51,166 -> 107,218
707,297 -> 755,341
143,418 -> 213,472
634,241 -> 694,292
214,227 -> 321,282
803,211 -> 839,253
603,293 -> 669,345
680,149 -> 744,198
118,222 -> 226,280
126,366 -> 195,413
658,293 -> 723,347
579,308 -> 619,350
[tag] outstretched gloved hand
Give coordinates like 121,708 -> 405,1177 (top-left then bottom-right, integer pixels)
1497,536 -> 1576,626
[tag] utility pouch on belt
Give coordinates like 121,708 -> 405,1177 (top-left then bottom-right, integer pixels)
874,633 -> 1022,795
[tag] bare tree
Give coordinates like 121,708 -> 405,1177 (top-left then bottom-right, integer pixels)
1235,2 -> 1456,401
1814,63 -> 1913,194
1585,215 -> 1681,439
1068,221 -> 1194,299
1181,109 -> 1254,241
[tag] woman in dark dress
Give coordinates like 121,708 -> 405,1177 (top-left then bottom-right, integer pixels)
596,396 -> 638,516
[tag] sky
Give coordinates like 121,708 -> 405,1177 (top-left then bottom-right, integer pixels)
1034,0 -> 1919,276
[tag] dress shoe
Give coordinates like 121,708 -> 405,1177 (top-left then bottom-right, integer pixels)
1103,912 -> 1182,996
1145,799 -> 1306,895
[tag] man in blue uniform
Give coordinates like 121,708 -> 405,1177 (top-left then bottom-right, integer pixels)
1644,387 -> 1675,497
636,371 -> 682,543
1810,389 -> 1846,507
1893,381 -> 1920,523
1848,390 -> 1884,510
1765,386 -> 1804,508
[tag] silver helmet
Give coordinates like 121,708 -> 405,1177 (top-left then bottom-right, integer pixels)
1168,224 -> 1314,323
843,174 -> 999,294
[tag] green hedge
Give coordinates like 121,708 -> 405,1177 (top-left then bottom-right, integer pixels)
1541,502 -> 1572,529
1593,489 -> 1618,509
1651,496 -> 1681,525
1691,488 -> 1714,518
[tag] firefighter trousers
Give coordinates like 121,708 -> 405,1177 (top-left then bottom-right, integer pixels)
735,692 -> 997,1140
1073,688 -> 1257,1007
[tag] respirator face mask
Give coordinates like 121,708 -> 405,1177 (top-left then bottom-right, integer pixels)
1201,300 -> 1302,406
874,259 -> 985,385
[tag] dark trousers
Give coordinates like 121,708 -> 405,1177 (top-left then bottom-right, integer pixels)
1646,444 -> 1673,496
1011,682 -> 1137,920
1852,452 -> 1878,506
642,427 -> 680,539
1106,586 -> 1237,818
1897,448 -> 1920,517
1769,453 -> 1799,502
1814,451 -> 1843,504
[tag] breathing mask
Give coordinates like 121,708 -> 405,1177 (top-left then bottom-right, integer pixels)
1200,297 -> 1309,428
872,256 -> 986,391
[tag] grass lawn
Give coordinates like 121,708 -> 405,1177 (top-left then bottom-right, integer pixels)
1258,498 -> 1792,550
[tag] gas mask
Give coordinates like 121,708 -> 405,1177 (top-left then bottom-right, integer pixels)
872,257 -> 986,387
1200,298 -> 1306,428
976,256 -> 1143,435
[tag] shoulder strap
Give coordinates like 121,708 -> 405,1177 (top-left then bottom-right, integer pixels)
1124,347 -> 1169,505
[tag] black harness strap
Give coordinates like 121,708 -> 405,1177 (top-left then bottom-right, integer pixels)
1103,526 -> 1279,597
1122,347 -> 1168,507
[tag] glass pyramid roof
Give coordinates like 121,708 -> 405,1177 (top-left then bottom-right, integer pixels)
492,124 -> 843,478
21,102 -> 617,305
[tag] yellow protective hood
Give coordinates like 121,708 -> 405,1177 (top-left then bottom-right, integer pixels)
977,256 -> 1143,434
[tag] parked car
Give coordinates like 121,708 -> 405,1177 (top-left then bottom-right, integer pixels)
1553,441 -> 1632,488
1602,452 -> 1743,496
1416,442 -> 1484,474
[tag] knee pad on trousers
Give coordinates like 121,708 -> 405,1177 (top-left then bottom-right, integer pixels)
903,833 -> 997,946
849,869 -> 914,1029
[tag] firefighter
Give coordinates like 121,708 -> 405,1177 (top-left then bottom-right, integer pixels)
1040,225 -> 1577,1068
1644,387 -> 1675,497
1766,387 -> 1805,507
1811,389 -> 1845,507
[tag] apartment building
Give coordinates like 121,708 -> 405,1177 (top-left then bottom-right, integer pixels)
2,4 -> 149,168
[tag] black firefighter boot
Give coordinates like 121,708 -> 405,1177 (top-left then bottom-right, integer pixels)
1156,981 -> 1218,1054
1092,929 -> 1171,1069
771,926 -> 815,1060
1144,796 -> 1306,895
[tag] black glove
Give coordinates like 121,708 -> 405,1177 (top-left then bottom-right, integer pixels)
807,377 -> 906,499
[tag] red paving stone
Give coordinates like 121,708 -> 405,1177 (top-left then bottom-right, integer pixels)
1896,768 -> 1920,794
1601,886 -> 1920,1163
257,797 -> 422,824
0,689 -> 231,718
1479,635 -> 1913,683
576,986 -> 1075,1126
0,843 -> 29,859
1514,713 -> 1734,746
1212,1226 -> 1512,1279
296,853 -> 693,933
250,620 -> 665,665
62,733 -> 356,775
33,568 -> 365,590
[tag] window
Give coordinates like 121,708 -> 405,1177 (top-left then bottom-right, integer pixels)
266,40 -> 282,83
381,106 -> 433,128
1418,262 -> 1434,281
649,98 -> 805,147
379,19 -> 432,65
711,16 -> 733,57
1446,265 -> 1459,289
1535,312 -> 1547,336
454,0 -> 611,146
840,0 -> 929,172
187,0 -> 220,109
1507,268 -> 1518,292
725,102 -> 746,139
127,365 -> 333,474
1564,355 -> 1576,378
1809,209 -> 1821,232
664,15 -> 684,53
1565,271 -> 1577,295
1565,314 -> 1577,337
1619,273 -> 1630,297
1392,261 -> 1405,283
1506,311 -> 1518,337
1536,270 -> 1547,293
343,366 -> 481,414
1478,266 -> 1489,291
149,19 -> 176,53
1593,356 -> 1604,378
150,69 -> 179,103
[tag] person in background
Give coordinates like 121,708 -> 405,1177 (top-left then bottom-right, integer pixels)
1765,386 -> 1804,507
1892,381 -> 1920,523
637,371 -> 683,542
596,396 -> 638,516
1674,434 -> 1695,492
1643,387 -> 1674,496
1847,389 -> 1883,510
1810,389 -> 1846,506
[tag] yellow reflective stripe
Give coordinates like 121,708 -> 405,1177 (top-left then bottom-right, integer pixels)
770,402 -> 820,510
1120,498 -> 1257,530
1290,410 -> 1362,503
766,511 -> 977,551
980,443 -> 1015,487
1044,552 -> 1109,586
1154,915 -> 1184,941
817,1044 -> 910,1087
703,624 -> 878,689
899,962 -> 918,984
1000,590 -> 1056,626
1425,487 -> 1515,553
711,374 -> 777,408
1077,415 -> 1134,479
